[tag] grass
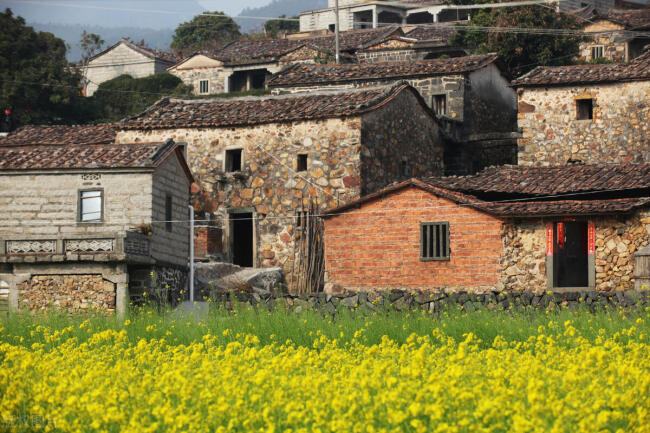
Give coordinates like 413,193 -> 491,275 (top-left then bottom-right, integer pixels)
1,304 -> 648,349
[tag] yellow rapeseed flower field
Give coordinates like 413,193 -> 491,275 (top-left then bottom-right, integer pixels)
0,314 -> 649,433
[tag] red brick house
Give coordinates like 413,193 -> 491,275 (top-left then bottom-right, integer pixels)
323,165 -> 650,293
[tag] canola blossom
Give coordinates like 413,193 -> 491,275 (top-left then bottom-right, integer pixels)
0,319 -> 649,433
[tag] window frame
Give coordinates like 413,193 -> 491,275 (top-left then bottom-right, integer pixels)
296,154 -> 308,172
198,79 -> 210,95
576,98 -> 594,121
224,148 -> 243,173
431,94 -> 447,116
590,45 -> 604,60
420,221 -> 450,261
78,188 -> 104,223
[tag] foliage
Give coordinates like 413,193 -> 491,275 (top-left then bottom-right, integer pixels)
0,8 -> 87,126
451,3 -> 583,77
88,73 -> 192,122
171,12 -> 241,57
264,15 -> 299,37
79,31 -> 104,64
0,307 -> 648,432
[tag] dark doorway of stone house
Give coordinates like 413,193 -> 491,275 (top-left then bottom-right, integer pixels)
230,212 -> 254,267
553,221 -> 588,288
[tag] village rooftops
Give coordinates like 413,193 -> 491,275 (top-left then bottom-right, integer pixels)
512,49 -> 650,87
597,8 -> 650,29
0,140 -> 191,178
121,83 -> 430,130
428,163 -> 650,197
267,53 -> 500,87
324,164 -> 650,219
184,26 -> 404,67
0,124 -> 117,146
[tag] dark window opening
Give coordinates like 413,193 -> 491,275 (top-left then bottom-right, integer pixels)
576,99 -> 593,120
230,212 -> 253,267
432,94 -> 447,116
401,159 -> 411,177
377,11 -> 402,26
591,46 -> 604,60
328,24 -> 336,32
229,69 -> 269,92
295,210 -> 309,231
553,221 -> 589,288
297,154 -> 308,172
420,222 -> 450,261
165,194 -> 173,232
225,149 -> 242,172
353,10 -> 373,29
79,190 -> 103,222
406,11 -> 433,24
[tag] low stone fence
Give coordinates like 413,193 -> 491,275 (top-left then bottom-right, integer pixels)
209,289 -> 650,313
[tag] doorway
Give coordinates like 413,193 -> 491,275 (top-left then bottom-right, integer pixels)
553,221 -> 588,288
230,212 -> 254,267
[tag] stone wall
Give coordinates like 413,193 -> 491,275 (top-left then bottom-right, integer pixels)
170,67 -> 227,95
18,274 -> 116,311
517,81 -> 650,165
356,49 -> 423,64
500,221 -> 548,293
360,88 -> 444,193
212,288 -> 650,313
580,21 -> 628,63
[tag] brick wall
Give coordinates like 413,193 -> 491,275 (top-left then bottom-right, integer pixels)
324,187 -> 504,291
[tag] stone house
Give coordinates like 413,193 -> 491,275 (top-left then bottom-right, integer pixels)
83,39 -> 176,96
168,26 -> 410,96
268,54 -> 518,174
299,0 -> 469,32
117,83 -> 445,286
579,8 -> 650,63
0,140 -> 193,314
513,50 -> 650,166
323,164 -> 650,293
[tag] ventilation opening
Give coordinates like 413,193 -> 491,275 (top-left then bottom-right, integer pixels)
225,149 -> 242,172
230,212 -> 253,267
297,154 -> 308,172
576,99 -> 593,120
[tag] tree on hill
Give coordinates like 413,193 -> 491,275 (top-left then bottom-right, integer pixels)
171,12 -> 241,57
89,73 -> 192,122
264,15 -> 299,37
0,8 -> 87,126
451,3 -> 583,77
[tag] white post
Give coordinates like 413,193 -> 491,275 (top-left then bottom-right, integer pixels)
189,205 -> 194,302
335,0 -> 340,64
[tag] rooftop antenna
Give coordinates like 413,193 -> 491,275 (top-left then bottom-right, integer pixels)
335,0 -> 340,64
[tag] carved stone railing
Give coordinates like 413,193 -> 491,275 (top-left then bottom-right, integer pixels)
5,240 -> 56,254
64,239 -> 115,253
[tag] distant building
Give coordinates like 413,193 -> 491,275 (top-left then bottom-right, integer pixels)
299,0 -> 470,33
0,140 -> 193,314
580,8 -> 650,63
323,165 -> 650,293
83,39 -> 176,96
117,84 -> 446,288
513,49 -> 650,166
268,54 -> 518,174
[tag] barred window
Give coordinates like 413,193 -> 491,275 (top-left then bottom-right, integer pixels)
420,222 -> 450,261
591,45 -> 604,60
199,80 -> 209,94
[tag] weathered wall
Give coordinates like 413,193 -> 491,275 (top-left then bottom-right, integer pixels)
360,89 -> 444,193
151,154 -> 191,268
84,43 -> 169,96
18,274 -> 115,311
170,67 -> 227,95
117,119 -> 364,278
580,20 -> 628,63
517,81 -> 650,165
500,221 -> 548,293
324,187 -> 504,291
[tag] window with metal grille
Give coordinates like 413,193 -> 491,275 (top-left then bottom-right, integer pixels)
199,79 -> 209,94
79,190 -> 103,222
576,98 -> 593,120
432,94 -> 447,116
420,222 -> 450,261
165,194 -> 173,232
591,45 -> 604,60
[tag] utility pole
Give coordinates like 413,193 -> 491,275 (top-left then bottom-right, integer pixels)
335,0 -> 340,64
188,205 -> 194,303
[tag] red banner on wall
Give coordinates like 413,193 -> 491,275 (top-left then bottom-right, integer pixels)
546,223 -> 554,256
588,221 -> 596,254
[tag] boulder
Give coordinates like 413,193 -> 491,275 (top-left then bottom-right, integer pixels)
193,262 -> 284,297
